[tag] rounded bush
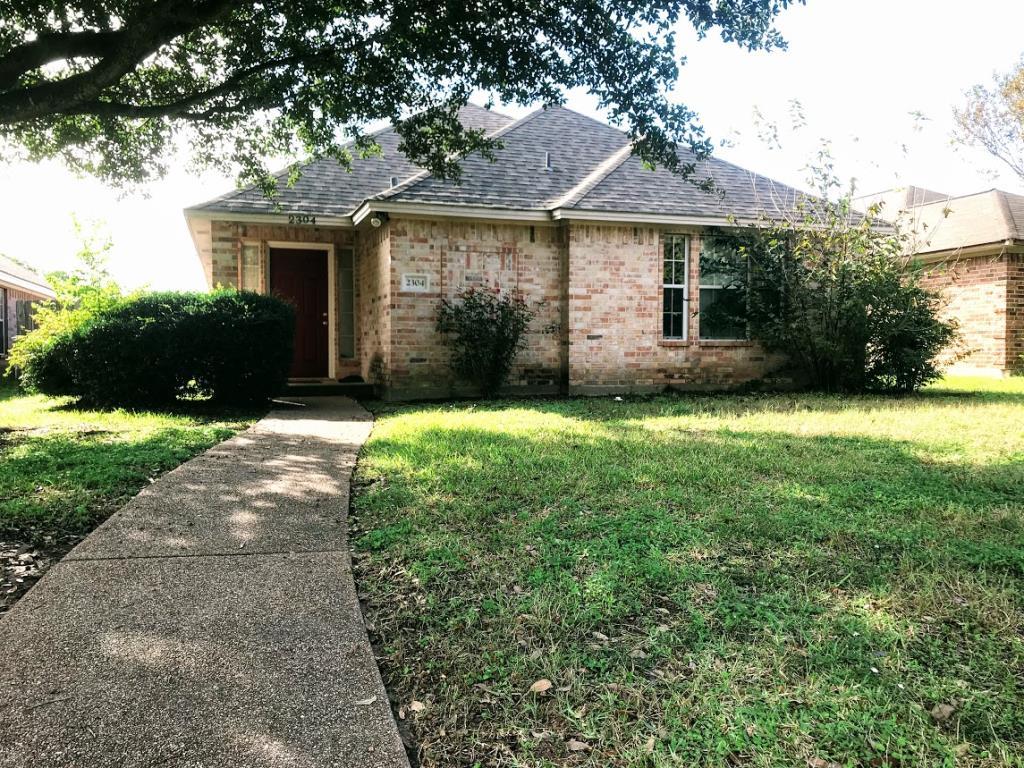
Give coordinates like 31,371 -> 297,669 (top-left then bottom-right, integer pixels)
24,290 -> 295,407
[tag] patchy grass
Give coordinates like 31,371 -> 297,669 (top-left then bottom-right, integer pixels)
352,377 -> 1024,767
0,381 -> 258,609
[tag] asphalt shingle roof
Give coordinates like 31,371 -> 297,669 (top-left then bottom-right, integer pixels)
569,150 -> 803,219
0,254 -> 53,297
190,104 -> 513,217
382,107 -> 630,209
188,104 -> 809,222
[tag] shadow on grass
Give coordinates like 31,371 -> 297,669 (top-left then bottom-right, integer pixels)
354,417 -> 1024,766
0,426 -> 241,543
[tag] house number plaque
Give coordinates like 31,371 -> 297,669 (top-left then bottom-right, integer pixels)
401,273 -> 430,292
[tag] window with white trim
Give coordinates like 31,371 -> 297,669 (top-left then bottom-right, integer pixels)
662,234 -> 689,339
699,236 -> 749,340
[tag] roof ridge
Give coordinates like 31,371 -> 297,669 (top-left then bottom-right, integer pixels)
993,189 -> 1020,240
374,106 -> 549,202
547,141 -> 633,209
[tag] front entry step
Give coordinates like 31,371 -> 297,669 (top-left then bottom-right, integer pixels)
282,381 -> 376,399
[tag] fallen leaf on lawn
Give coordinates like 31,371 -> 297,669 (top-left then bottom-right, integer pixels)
529,679 -> 553,694
645,736 -> 656,753
354,696 -> 377,706
629,649 -> 648,659
409,700 -> 426,712
930,703 -> 956,723
566,739 -> 590,752
592,631 -> 609,641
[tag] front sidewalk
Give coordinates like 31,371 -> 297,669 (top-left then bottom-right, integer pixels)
0,398 -> 408,768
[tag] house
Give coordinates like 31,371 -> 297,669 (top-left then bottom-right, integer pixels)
184,104 -> 808,399
857,186 -> 1024,376
0,255 -> 54,361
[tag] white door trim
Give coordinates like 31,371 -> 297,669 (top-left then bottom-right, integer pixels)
266,241 -> 336,380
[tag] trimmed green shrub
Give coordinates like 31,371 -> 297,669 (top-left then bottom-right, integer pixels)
23,290 -> 294,407
437,287 -> 534,396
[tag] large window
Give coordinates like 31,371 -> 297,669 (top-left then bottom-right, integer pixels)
699,236 -> 748,340
662,234 -> 689,340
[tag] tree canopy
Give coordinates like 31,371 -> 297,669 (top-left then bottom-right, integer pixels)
954,56 -> 1024,183
0,0 -> 799,192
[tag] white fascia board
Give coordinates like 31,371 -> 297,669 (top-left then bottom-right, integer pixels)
183,209 -> 354,227
550,208 -> 759,228
353,200 -> 552,225
0,273 -> 55,298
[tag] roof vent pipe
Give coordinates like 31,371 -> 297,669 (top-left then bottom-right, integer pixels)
544,152 -> 553,172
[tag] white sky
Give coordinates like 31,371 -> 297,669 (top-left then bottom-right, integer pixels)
1,0 -> 1022,291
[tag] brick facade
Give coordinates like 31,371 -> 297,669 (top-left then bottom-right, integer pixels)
920,251 -> 1023,375
566,223 -> 780,393
202,215 -> 785,398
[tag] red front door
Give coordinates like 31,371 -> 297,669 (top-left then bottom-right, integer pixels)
269,248 -> 329,378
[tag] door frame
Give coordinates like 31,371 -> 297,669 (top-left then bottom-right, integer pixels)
267,241 -> 337,380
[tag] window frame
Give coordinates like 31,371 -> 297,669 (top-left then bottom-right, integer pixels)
662,233 -> 690,341
238,239 -> 263,293
698,235 -> 750,342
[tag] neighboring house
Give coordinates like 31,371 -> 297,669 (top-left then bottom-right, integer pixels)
857,186 -> 1024,376
0,254 -> 54,361
185,104 -> 808,399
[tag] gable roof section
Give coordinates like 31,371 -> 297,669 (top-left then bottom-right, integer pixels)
381,107 -> 630,209
188,104 -> 514,218
899,189 -> 1024,255
566,150 -> 802,220
0,254 -> 54,298
186,104 -> 810,225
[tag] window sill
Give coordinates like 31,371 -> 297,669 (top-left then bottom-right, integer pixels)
657,339 -> 754,348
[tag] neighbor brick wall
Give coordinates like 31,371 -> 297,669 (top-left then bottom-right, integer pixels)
919,252 -> 1015,373
385,217 -> 566,397
1,286 -> 44,356
566,224 -> 781,393
1006,253 -> 1024,372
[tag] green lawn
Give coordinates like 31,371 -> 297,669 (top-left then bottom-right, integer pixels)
352,376 -> 1024,768
0,381 -> 257,562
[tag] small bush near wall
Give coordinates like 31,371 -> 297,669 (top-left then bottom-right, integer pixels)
437,287 -> 534,396
21,290 -> 294,407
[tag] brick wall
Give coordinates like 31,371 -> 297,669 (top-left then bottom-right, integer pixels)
356,222 -> 391,383
919,252 -> 1015,373
1006,253 -> 1024,372
566,223 -> 781,393
1,286 -> 45,357
385,217 -> 566,397
203,216 -> 786,395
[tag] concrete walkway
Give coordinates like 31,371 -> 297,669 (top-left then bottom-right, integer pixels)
0,398 -> 409,768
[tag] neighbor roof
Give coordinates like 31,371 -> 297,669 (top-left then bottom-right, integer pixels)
0,254 -> 54,298
865,187 -> 1024,255
187,104 -> 809,225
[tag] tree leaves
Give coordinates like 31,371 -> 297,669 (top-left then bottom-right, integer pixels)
0,0 -> 797,188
